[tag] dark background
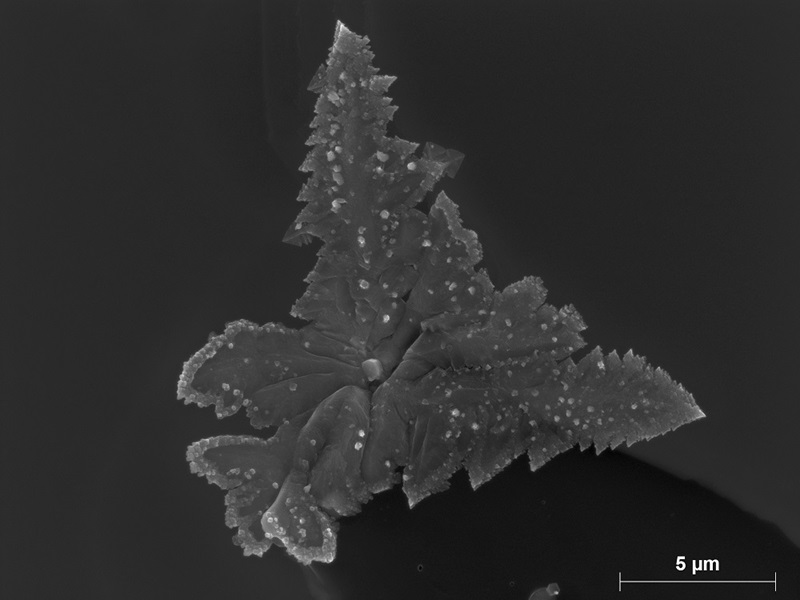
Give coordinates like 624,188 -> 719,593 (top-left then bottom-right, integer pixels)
5,0 -> 800,598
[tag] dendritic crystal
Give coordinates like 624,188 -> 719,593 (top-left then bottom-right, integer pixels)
177,21 -> 704,565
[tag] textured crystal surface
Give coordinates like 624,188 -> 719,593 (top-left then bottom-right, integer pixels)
177,21 -> 704,564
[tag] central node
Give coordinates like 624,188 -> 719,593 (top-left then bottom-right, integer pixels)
361,358 -> 385,382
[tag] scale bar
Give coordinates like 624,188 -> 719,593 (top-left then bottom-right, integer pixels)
619,572 -> 777,592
